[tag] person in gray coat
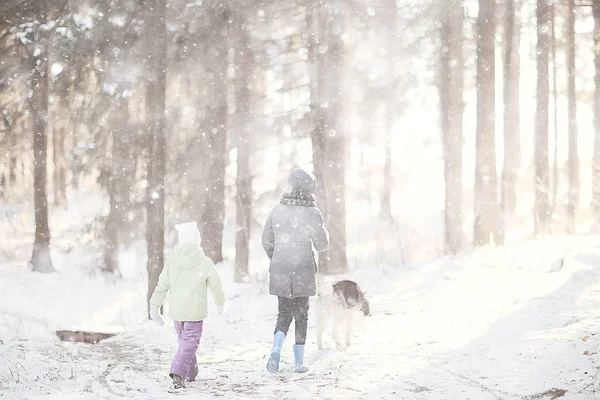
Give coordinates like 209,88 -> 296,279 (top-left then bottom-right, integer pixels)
263,167 -> 329,373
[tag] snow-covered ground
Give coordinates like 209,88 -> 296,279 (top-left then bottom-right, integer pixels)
2,236 -> 600,399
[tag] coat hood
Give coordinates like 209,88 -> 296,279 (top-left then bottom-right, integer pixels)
169,245 -> 207,270
288,168 -> 316,193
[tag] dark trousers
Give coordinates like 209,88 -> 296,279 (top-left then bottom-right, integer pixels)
274,296 -> 309,345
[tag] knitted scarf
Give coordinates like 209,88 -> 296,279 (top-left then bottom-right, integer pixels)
280,189 -> 317,207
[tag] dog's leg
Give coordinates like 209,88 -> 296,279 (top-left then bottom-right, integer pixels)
316,297 -> 326,350
345,308 -> 353,347
333,306 -> 345,348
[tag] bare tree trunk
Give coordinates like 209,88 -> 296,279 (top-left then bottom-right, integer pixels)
535,0 -> 550,235
9,129 -> 17,186
30,32 -> 55,273
593,1 -> 600,222
474,0 -> 500,246
380,132 -> 393,220
311,1 -> 348,275
360,143 -> 374,215
440,3 -> 464,254
234,15 -> 252,283
566,0 -> 578,233
200,111 -> 227,264
379,0 -> 397,222
69,60 -> 86,191
307,2 -> 321,194
502,0 -> 521,221
145,0 -> 167,318
104,97 -> 130,275
2,118 -> 16,198
53,125 -> 67,205
200,5 -> 228,264
550,4 -> 559,228
104,158 -> 119,274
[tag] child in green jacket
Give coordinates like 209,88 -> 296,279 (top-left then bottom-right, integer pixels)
149,221 -> 225,391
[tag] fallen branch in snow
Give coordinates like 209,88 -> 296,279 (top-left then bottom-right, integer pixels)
578,367 -> 600,393
524,388 -> 568,399
444,370 -> 511,400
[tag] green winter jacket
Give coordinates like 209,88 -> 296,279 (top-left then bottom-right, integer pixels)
149,245 -> 225,322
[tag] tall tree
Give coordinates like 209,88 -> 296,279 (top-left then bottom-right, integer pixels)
534,0 -> 550,235
9,125 -> 18,187
145,0 -> 167,316
200,3 -> 229,264
593,0 -> 600,222
51,72 -> 69,206
98,1 -> 141,274
502,0 -> 521,218
104,95 -> 132,274
566,0 -> 578,233
440,2 -> 464,253
379,0 -> 398,222
52,123 -> 67,205
380,128 -> 393,220
30,6 -> 55,273
474,0 -> 500,246
310,1 -> 348,274
234,13 -> 252,283
550,3 -> 559,223
50,31 -> 71,207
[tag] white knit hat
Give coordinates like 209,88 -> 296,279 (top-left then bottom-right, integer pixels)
175,221 -> 201,246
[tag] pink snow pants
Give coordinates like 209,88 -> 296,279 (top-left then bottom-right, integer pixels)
170,321 -> 203,381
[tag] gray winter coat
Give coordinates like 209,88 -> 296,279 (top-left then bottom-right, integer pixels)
262,169 -> 329,299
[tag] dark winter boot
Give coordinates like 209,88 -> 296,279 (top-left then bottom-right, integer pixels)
266,331 -> 285,373
171,374 -> 186,391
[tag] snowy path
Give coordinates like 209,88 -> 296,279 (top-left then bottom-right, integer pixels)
3,237 -> 600,399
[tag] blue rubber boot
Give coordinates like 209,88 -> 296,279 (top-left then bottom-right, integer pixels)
266,331 -> 285,373
293,344 -> 309,373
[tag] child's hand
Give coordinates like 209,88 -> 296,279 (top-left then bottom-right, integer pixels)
150,304 -> 165,326
217,303 -> 226,316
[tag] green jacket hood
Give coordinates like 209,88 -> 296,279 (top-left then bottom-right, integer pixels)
169,245 -> 207,270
